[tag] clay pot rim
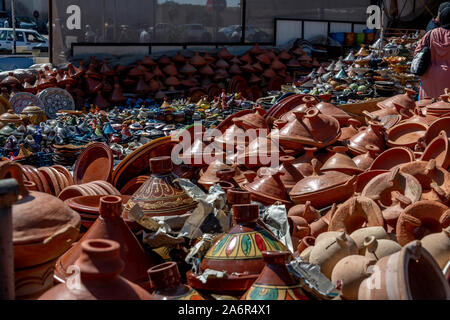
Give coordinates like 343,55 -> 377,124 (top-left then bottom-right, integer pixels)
369,147 -> 415,171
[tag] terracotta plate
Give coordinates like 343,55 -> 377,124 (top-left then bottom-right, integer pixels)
73,142 -> 114,184
65,195 -> 131,215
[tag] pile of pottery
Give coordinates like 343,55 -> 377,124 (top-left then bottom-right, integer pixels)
286,39 -> 419,105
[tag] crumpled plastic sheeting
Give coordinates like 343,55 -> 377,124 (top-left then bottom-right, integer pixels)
288,257 -> 339,300
185,233 -> 221,272
194,269 -> 227,284
259,202 -> 294,252
127,203 -> 190,232
176,179 -> 230,239
138,220 -> 185,248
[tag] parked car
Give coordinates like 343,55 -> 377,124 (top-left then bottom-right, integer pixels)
217,25 -> 271,43
15,17 -> 38,31
0,28 -> 48,53
177,24 -> 212,42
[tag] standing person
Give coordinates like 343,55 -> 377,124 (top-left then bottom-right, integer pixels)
426,2 -> 450,32
415,6 -> 450,99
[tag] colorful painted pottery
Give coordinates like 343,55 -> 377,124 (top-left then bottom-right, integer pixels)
309,232 -> 358,279
148,262 -> 204,300
124,156 -> 197,217
73,142 -> 114,184
40,239 -> 152,300
420,227 -> 450,269
396,200 -> 450,246
187,204 -> 289,295
37,88 -> 75,119
331,255 -> 376,300
359,241 -> 450,300
241,251 -> 308,300
54,196 -> 156,290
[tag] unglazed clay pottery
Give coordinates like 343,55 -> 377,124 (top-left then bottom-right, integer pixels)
315,102 -> 351,126
198,160 -> 235,191
277,108 -> 341,150
40,239 -> 151,300
288,216 -> 311,248
321,146 -> 363,175
353,144 -> 380,170
243,171 -> 292,206
124,156 -> 197,217
364,236 -> 402,260
362,168 -> 422,208
421,131 -> 450,170
328,196 -> 385,234
339,119 -> 361,142
386,122 -> 427,149
420,227 -> 450,269
369,147 -> 415,171
382,191 -> 412,230
292,147 -> 322,177
233,107 -> 267,130
148,262 -> 204,300
290,159 -> 357,209
359,241 -> 450,300
288,201 -> 320,224
347,122 -> 386,156
378,92 -> 416,111
73,142 -> 114,184
187,204 -> 289,295
350,226 -> 390,254
309,232 -> 359,279
331,255 -> 376,300
399,160 -> 450,203
424,117 -> 450,145
214,124 -> 248,150
54,196 -> 156,290
396,200 -> 450,246
241,251 -> 308,300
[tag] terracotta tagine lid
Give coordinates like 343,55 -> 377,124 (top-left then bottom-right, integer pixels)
361,168 -> 422,208
292,147 -> 322,177
198,160 -> 235,190
110,83 -> 126,105
252,61 -> 264,73
289,159 -> 358,209
54,196 -> 156,290
315,102 -> 351,126
321,146 -> 363,175
243,171 -> 292,206
237,137 -> 280,169
187,204 -> 289,294
378,92 -> 416,111
124,156 -> 197,217
277,108 -> 341,150
40,239 -> 152,300
347,122 -> 386,156
180,62 -> 197,76
262,68 -> 277,79
142,56 -> 156,67
277,156 -> 305,191
233,107 -> 267,130
353,144 -> 380,171
1,72 -> 21,88
218,47 -> 233,60
199,63 -> 215,77
148,262 -> 204,300
190,52 -> 207,67
241,251 -> 308,300
2,162 -> 81,270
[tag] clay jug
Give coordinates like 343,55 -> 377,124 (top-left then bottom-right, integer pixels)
420,227 -> 450,269
363,236 -> 402,260
39,239 -> 151,300
349,226 -> 390,255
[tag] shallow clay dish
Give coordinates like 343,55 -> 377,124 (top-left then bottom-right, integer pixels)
38,167 -> 61,196
386,122 -> 428,149
52,165 -> 74,186
369,147 -> 415,171
74,142 -> 114,184
421,131 -> 450,170
65,195 -> 131,215
424,117 -> 450,145
90,180 -> 121,195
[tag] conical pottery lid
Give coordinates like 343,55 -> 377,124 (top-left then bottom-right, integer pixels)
229,63 -> 242,75
172,52 -> 186,64
200,64 -> 215,76
243,171 -> 291,205
242,251 -> 308,300
233,107 -> 267,130
157,54 -> 172,65
218,48 -> 233,60
315,102 -> 351,125
378,92 -> 416,110
198,159 -> 235,188
278,50 -> 292,61
124,156 -> 197,216
321,146 -> 363,175
142,56 -> 156,67
215,58 -> 230,69
200,204 -> 289,277
163,63 -> 178,76
256,53 -> 271,65
252,61 -> 263,73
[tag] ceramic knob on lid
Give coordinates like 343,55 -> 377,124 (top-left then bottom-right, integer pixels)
99,196 -> 123,218
262,251 -> 291,265
148,262 -> 181,291
227,189 -> 251,205
150,156 -> 173,174
233,204 -> 259,224
77,239 -> 124,279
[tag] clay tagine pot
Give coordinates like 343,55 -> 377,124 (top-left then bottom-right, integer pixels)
320,146 -> 363,175
124,156 -> 197,217
353,144 -> 380,171
359,241 -> 450,300
243,171 -> 292,206
148,262 -> 204,300
241,251 -> 308,300
39,239 -> 152,300
54,196 -> 157,290
186,204 -> 289,295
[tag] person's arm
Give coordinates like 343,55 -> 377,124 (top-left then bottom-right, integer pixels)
414,30 -> 432,54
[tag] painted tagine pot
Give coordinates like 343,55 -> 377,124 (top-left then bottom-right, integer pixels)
186,204 -> 289,295
39,239 -> 152,300
148,262 -> 204,300
124,156 -> 198,217
241,251 -> 309,300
